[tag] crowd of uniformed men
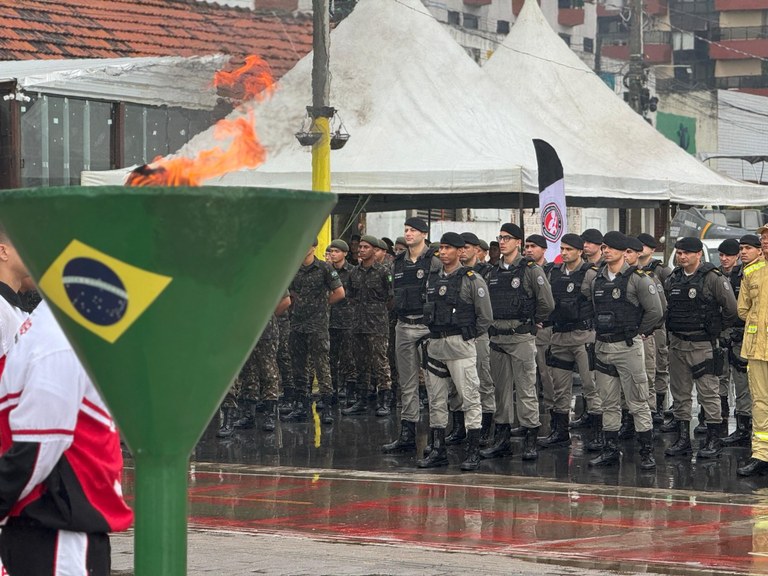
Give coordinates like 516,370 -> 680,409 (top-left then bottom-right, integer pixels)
216,216 -> 768,478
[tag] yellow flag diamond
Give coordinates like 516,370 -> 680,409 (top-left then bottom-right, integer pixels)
39,239 -> 172,344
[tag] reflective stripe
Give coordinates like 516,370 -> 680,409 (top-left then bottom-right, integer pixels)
755,431 -> 768,442
745,260 -> 766,276
748,325 -> 758,334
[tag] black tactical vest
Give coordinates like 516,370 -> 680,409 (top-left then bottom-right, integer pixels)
730,264 -> 745,331
424,268 -> 476,331
665,263 -> 722,336
592,267 -> 642,339
487,259 -> 535,321
550,263 -> 594,332
393,251 -> 431,316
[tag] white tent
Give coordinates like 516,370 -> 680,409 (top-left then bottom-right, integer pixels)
482,0 -> 766,206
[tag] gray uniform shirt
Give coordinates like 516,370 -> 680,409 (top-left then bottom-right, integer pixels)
427,266 -> 493,361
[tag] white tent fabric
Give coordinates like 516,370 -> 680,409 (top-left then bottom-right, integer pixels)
1,56 -> 228,110
483,0 -> 765,206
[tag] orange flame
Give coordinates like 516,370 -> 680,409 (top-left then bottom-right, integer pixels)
127,55 -> 274,187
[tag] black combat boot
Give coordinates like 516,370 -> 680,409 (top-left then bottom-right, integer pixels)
738,457 -> 768,477
460,428 -> 482,471
617,409 -> 636,440
423,428 -> 435,458
262,400 -> 277,432
522,426 -> 539,461
637,430 -> 656,470
233,402 -> 256,430
723,415 -> 751,447
697,423 -> 722,459
537,412 -> 570,448
570,398 -> 590,428
320,395 -> 334,425
479,412 -> 494,447
653,393 -> 666,425
584,413 -> 605,452
341,392 -> 368,416
344,381 -> 357,407
281,396 -> 308,422
375,390 -> 392,417
660,415 -> 678,433
417,428 -> 448,468
382,420 -> 416,453
588,431 -> 620,466
664,420 -> 692,456
721,395 -> 730,436
278,389 -> 295,415
479,423 -> 513,459
445,411 -> 467,445
694,407 -> 707,435
216,407 -> 236,438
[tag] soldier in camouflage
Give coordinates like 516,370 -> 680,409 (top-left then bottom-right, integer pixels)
283,241 -> 345,425
327,239 -> 357,405
343,235 -> 394,417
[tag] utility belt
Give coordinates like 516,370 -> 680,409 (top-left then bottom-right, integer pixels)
398,315 -> 425,325
488,322 -> 535,337
553,319 -> 593,334
545,347 -> 576,371
594,356 -> 620,377
691,344 -> 727,378
420,340 -> 451,379
729,346 -> 749,373
596,331 -> 638,346
429,327 -> 463,339
670,331 -> 713,343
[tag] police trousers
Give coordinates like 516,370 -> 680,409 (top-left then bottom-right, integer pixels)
490,338 -> 540,428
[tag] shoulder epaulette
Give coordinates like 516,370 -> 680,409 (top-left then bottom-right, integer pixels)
633,268 -> 646,276
465,268 -> 477,279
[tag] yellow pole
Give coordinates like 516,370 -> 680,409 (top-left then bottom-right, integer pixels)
313,116 -> 332,260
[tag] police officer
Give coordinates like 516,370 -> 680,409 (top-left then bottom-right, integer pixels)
663,237 -> 738,460
736,228 -> 768,476
525,234 -> 556,424
480,223 -> 554,461
454,231 -> 495,446
637,232 -> 672,424
723,235 -> 763,447
477,239 -> 490,264
588,232 -> 662,470
343,235 -> 394,417
419,232 -> 492,470
581,229 -> 604,266
539,233 -> 602,452
327,239 -> 358,405
709,238 -> 741,436
382,217 -> 441,454
284,242 -> 345,425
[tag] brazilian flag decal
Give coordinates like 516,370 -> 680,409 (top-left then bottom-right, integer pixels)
39,239 -> 172,344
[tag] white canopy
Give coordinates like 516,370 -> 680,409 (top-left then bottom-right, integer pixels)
1,55 -> 228,110
483,0 -> 765,206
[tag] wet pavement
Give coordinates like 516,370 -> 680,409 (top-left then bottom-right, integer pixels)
118,395 -> 768,575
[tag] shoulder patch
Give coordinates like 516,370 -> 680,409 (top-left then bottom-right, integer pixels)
649,284 -> 656,295
477,287 -> 486,298
537,275 -> 545,285
723,280 -> 730,290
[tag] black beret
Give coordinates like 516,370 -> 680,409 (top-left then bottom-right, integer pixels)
560,233 -> 584,249
674,237 -> 703,252
460,232 -> 481,246
602,231 -> 628,251
500,222 -> 524,240
526,234 -> 547,249
478,239 -> 490,251
739,234 -> 761,249
581,228 -> 603,244
637,233 -> 658,249
490,241 -> 499,248
718,238 -> 740,255
440,232 -> 465,248
626,236 -> 644,252
404,217 -> 429,233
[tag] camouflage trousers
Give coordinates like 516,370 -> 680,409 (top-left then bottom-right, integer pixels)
277,315 -> 293,392
236,337 -> 281,403
330,328 -> 357,392
291,330 -> 333,398
354,333 -> 392,395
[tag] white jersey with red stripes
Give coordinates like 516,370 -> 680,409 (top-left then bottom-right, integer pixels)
0,300 -> 133,532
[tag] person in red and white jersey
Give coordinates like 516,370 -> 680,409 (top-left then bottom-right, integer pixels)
0,232 -> 29,369
0,299 -> 133,576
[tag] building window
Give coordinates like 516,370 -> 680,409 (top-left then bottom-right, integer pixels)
559,33 -> 571,46
463,13 -> 479,29
448,10 -> 460,25
497,20 -> 510,34
584,37 -> 594,53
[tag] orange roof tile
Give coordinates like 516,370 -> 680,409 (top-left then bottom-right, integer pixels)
0,0 -> 314,79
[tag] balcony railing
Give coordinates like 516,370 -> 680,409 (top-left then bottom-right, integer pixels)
715,74 -> 768,90
712,26 -> 768,42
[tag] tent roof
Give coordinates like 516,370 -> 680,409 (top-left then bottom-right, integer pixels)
1,55 -> 228,109
483,0 -> 765,206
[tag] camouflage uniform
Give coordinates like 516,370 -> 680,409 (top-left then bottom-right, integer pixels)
349,261 -> 394,405
329,261 -> 357,398
289,257 -> 343,405
277,312 -> 293,394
